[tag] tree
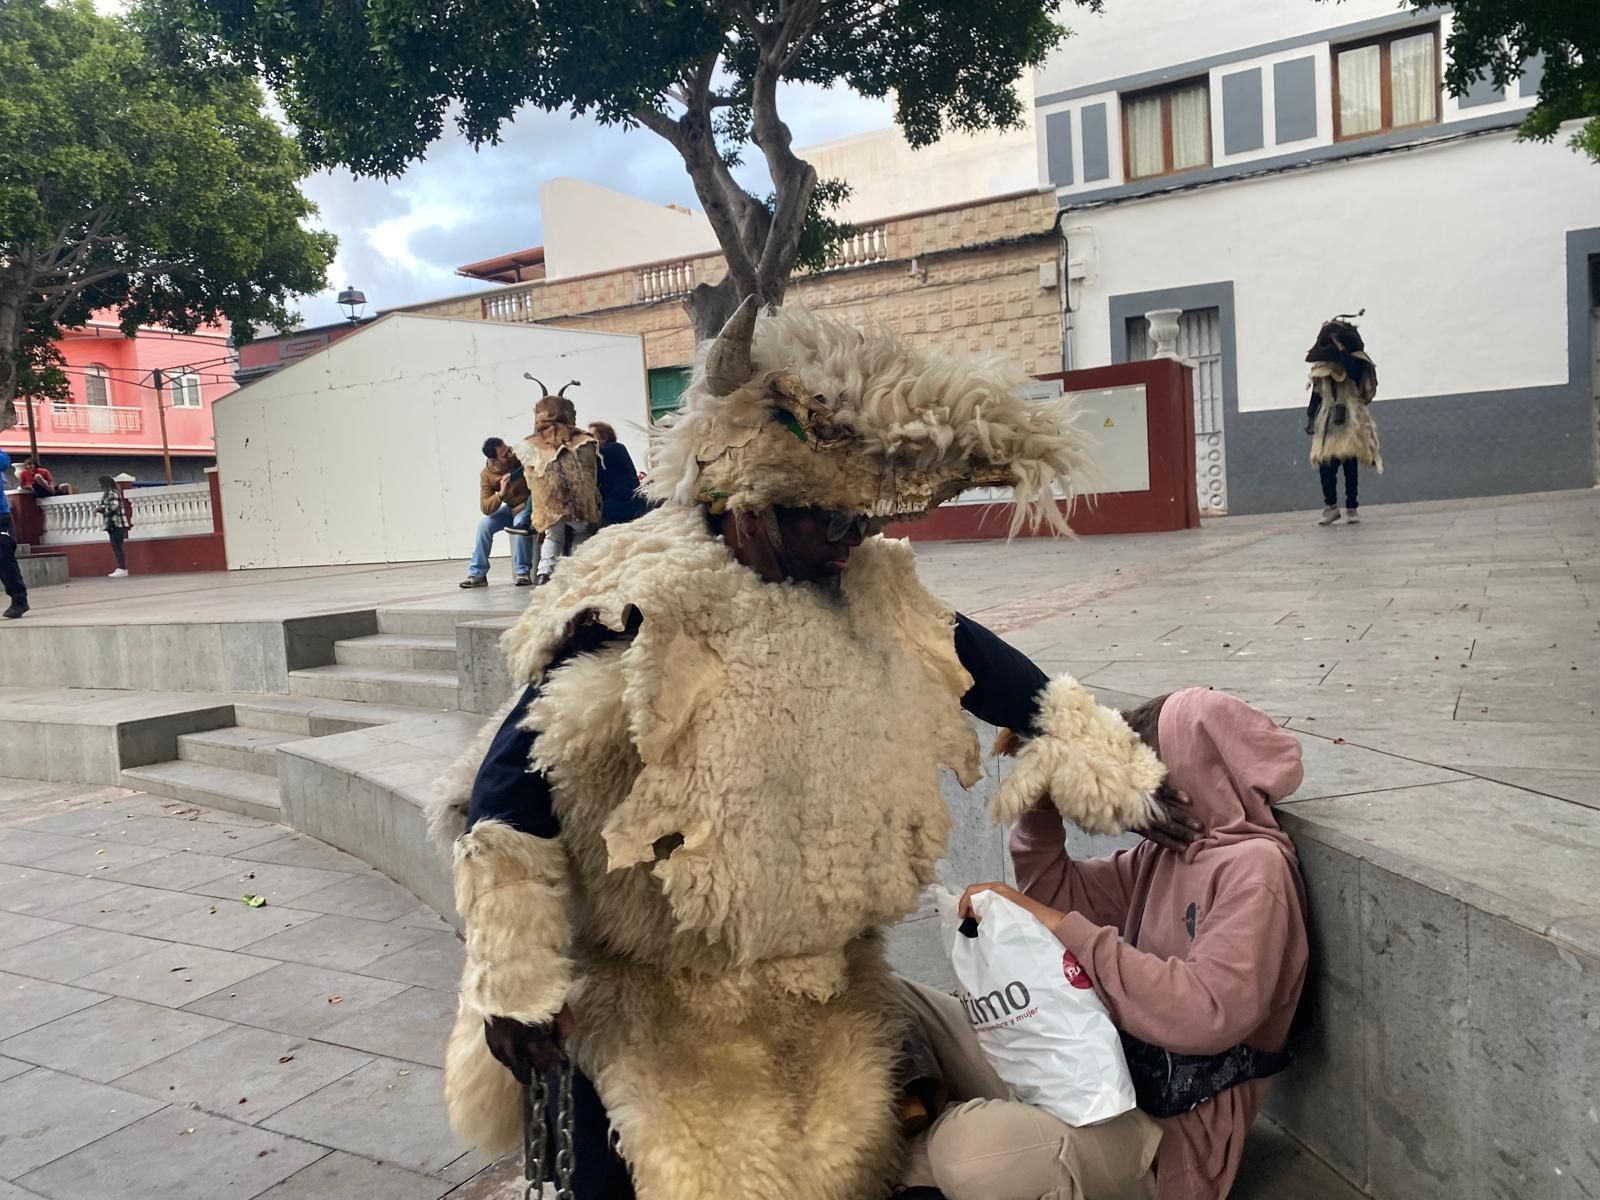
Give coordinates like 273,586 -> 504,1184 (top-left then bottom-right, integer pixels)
142,0 -> 1084,339
1414,0 -> 1600,163
0,0 -> 336,433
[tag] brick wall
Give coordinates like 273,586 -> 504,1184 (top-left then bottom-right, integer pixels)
405,190 -> 1063,374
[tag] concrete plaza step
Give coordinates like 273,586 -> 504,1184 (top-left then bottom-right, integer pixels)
287,663 -> 460,710
231,695 -> 445,737
376,602 -> 521,638
333,632 -> 457,672
120,759 -> 281,822
15,546 -> 69,588
177,726 -> 300,776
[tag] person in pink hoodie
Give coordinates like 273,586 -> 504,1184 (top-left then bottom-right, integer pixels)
956,688 -> 1309,1200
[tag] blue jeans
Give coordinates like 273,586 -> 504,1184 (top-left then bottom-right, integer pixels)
469,504 -> 534,578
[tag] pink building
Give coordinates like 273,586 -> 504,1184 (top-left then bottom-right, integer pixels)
1,318 -> 234,492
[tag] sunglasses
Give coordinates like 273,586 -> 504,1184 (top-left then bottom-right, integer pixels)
822,509 -> 872,542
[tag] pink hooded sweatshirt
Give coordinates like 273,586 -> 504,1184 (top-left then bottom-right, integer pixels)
1012,689 -> 1309,1200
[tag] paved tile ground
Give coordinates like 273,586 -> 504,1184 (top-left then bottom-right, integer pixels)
4,489 -> 1596,1198
0,780 -> 480,1199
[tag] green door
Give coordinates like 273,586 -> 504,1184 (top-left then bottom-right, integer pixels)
648,366 -> 693,422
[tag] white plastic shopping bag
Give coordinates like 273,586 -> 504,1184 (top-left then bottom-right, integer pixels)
936,887 -> 1137,1127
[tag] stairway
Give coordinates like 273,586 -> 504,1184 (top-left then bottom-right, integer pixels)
121,715 -> 301,822
285,606 -> 463,710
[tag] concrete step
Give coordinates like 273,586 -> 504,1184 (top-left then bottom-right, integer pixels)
376,602 -> 520,637
278,711 -> 489,924
333,633 -> 457,672
120,760 -> 282,822
287,664 -> 460,710
177,726 -> 299,776
231,695 -> 446,737
16,550 -> 68,588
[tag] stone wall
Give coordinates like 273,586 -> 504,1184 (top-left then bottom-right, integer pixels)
404,190 -> 1064,375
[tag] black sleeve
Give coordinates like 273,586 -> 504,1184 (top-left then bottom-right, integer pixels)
953,613 -> 1050,734
465,611 -> 642,838
1306,391 -> 1322,426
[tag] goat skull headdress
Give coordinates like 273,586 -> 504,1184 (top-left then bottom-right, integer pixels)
645,299 -> 1095,534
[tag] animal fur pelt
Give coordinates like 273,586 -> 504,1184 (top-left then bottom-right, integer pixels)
1308,365 -> 1383,471
991,675 -> 1165,830
517,394 -> 600,533
647,300 -> 1096,535
430,507 -> 1161,1198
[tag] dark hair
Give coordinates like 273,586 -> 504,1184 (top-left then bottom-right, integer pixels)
97,474 -> 117,490
589,421 -> 617,445
1120,694 -> 1170,756
481,437 -> 505,459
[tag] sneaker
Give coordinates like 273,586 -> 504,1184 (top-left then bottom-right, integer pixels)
1318,506 -> 1342,526
534,572 -> 552,587
1346,509 -> 1361,525
459,576 -> 488,589
514,574 -> 532,587
3,599 -> 27,619
505,526 -> 531,537
108,568 -> 129,578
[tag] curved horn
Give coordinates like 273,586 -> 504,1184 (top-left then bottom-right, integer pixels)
525,374 -> 549,396
705,295 -> 759,396
557,380 -> 580,397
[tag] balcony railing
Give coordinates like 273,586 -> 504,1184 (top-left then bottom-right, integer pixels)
822,225 -> 890,271
482,290 -> 540,324
47,403 -> 143,434
637,260 -> 697,303
38,482 -> 213,545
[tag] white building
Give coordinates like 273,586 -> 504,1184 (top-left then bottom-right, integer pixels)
1033,0 -> 1600,514
215,314 -> 648,569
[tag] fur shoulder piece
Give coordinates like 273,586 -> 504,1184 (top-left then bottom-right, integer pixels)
499,504 -> 735,686
992,675 -> 1164,834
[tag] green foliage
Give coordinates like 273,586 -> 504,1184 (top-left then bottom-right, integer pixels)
147,0 -> 1067,173
137,0 -> 1077,316
0,0 -> 334,425
1414,0 -> 1600,163
788,179 -> 856,275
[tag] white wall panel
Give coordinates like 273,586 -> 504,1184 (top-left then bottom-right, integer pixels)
214,315 -> 648,568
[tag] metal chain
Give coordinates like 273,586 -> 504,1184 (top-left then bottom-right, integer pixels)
523,1071 -> 548,1200
554,1061 -> 577,1200
523,1061 -> 577,1200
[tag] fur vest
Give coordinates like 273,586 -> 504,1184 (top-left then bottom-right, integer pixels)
518,431 -> 601,532
438,505 -> 983,1199
1308,364 -> 1383,471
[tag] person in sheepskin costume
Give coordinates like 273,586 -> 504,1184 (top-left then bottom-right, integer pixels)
518,381 -> 602,583
429,297 -> 1176,1200
1305,316 -> 1380,526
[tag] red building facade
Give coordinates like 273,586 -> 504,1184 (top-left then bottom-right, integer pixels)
1,320 -> 234,492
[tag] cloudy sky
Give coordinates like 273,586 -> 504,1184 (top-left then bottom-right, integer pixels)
295,86 -> 894,327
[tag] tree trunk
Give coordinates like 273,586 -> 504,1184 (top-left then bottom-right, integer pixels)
0,289 -> 21,433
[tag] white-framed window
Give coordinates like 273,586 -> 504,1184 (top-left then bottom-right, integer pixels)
1122,79 -> 1212,180
84,364 -> 112,406
1334,25 -> 1440,140
169,368 -> 203,408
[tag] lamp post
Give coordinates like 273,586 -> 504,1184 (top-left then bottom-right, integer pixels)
337,285 -> 367,325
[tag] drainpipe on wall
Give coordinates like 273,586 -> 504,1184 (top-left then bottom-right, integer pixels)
1053,209 -> 1075,373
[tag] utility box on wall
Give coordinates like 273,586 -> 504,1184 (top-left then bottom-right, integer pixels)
899,358 -> 1200,540
213,313 -> 649,569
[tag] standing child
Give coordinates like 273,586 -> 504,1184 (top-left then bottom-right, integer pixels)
95,475 -> 130,577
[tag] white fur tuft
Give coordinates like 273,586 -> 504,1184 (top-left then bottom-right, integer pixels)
992,675 -> 1165,833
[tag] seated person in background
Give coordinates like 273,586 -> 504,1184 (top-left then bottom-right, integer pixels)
917,688 -> 1307,1200
461,437 -> 534,588
19,457 -> 71,496
589,421 -> 646,526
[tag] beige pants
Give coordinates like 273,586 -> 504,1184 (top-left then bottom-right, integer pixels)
898,979 -> 1161,1200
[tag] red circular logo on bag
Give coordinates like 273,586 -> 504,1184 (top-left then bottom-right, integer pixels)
1061,950 -> 1093,990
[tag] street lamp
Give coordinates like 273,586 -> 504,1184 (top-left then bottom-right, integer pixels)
337,285 -> 367,324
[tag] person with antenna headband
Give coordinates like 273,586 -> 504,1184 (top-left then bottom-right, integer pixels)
517,376 -> 600,585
